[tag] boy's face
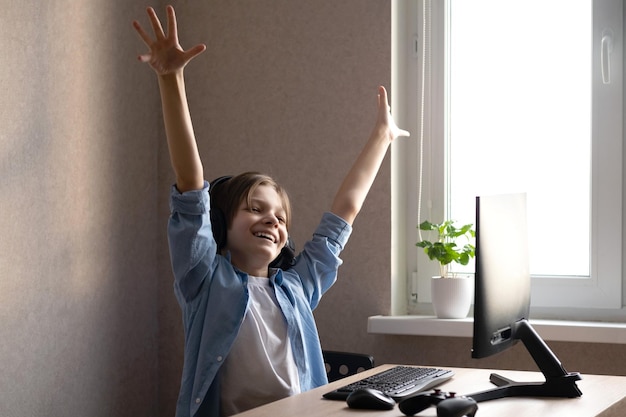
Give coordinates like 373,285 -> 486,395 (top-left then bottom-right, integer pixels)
226,184 -> 289,277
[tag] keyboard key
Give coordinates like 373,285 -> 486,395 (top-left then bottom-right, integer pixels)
323,366 -> 454,401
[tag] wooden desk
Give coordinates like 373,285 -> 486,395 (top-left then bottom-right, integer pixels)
233,365 -> 626,417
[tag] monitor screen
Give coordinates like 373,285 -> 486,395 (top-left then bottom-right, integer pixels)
472,192 -> 530,359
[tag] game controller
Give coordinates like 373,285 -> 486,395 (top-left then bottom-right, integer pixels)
398,389 -> 478,417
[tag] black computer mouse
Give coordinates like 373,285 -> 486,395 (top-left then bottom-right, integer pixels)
346,388 -> 396,410
437,397 -> 478,417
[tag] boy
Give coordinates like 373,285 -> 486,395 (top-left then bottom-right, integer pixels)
133,5 -> 409,417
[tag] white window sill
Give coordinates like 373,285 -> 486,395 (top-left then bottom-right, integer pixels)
368,315 -> 626,345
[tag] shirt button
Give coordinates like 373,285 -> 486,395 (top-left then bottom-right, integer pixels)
217,355 -> 223,362
195,398 -> 201,404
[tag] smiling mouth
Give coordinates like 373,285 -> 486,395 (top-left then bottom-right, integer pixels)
254,232 -> 276,243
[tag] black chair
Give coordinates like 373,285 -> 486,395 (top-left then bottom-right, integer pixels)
322,350 -> 375,382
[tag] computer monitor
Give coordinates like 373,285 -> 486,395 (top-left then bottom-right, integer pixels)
468,193 -> 582,402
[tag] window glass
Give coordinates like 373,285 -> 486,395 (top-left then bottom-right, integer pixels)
448,0 -> 591,277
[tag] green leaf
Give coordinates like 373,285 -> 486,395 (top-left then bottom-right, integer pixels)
416,219 -> 476,269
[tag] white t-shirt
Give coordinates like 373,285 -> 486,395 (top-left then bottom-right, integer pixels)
219,276 -> 301,416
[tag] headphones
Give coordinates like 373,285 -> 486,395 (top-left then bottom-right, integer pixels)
209,175 -> 296,270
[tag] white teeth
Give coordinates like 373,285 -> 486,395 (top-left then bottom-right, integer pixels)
254,232 -> 275,243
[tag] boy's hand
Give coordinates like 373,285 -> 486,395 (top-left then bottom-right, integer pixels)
133,5 -> 206,75
329,86 -> 410,224
377,86 -> 411,141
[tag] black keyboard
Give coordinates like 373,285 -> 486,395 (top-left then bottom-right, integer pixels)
322,365 -> 454,401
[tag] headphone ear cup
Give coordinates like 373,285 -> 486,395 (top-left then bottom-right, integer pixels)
269,236 -> 296,270
209,175 -> 233,252
210,207 -> 227,251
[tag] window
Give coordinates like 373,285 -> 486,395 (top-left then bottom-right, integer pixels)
391,0 -> 623,316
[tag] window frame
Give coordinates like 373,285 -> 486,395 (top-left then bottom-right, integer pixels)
390,0 -> 624,317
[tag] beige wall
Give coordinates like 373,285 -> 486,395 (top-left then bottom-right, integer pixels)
1,1 -> 624,417
1,1 -> 160,417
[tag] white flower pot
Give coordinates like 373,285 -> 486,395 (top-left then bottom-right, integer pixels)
431,276 -> 473,319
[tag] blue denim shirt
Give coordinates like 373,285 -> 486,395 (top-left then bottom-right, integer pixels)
168,182 -> 352,417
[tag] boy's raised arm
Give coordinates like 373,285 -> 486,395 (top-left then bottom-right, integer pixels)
330,86 -> 410,225
133,6 -> 207,192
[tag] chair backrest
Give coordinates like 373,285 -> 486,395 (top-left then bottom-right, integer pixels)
322,350 -> 375,382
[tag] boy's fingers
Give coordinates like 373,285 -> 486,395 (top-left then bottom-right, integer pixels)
185,44 -> 207,61
378,85 -> 388,104
137,53 -> 151,63
166,5 -> 178,41
147,7 -> 166,40
132,21 -> 154,47
398,128 -> 411,138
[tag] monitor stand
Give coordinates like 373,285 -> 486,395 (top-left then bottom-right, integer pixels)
467,319 -> 582,402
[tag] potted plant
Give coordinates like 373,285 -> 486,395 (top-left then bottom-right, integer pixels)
416,220 -> 475,319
